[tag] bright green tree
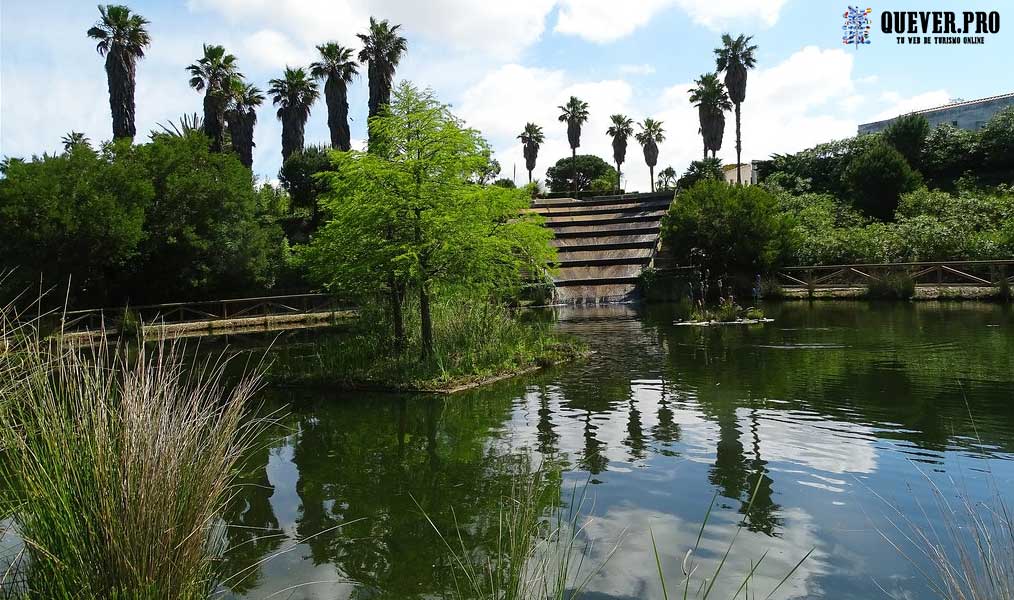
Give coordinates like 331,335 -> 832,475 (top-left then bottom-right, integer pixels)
300,82 -> 554,356
545,155 -> 616,193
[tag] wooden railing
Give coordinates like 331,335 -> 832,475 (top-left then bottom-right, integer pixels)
60,293 -> 347,332
777,260 -> 1014,288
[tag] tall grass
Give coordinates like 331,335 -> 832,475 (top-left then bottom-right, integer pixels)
865,273 -> 916,300
423,462 -> 616,600
0,301 -> 265,599
873,462 -> 1013,600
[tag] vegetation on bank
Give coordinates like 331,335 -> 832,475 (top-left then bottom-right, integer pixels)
267,297 -> 584,392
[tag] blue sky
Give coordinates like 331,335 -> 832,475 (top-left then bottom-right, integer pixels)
1,0 -> 1010,190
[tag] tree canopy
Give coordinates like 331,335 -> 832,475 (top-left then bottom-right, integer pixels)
545,155 -> 617,193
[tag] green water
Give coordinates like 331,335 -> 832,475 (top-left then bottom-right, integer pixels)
222,301 -> 1014,600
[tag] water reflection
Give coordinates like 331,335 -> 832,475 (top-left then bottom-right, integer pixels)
223,301 -> 1014,600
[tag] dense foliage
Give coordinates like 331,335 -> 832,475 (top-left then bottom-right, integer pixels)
545,155 -> 617,193
844,140 -> 920,220
0,133 -> 286,306
662,180 -> 793,278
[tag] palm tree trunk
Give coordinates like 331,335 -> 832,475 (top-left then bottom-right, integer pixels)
650,166 -> 655,193
528,169 -> 532,184
616,161 -> 621,193
571,148 -> 577,195
735,102 -> 742,185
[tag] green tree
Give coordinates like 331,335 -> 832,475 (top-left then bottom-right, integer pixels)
310,42 -> 358,151
883,113 -> 929,169
715,34 -> 757,184
0,142 -> 151,305
920,124 -> 979,189
979,107 -> 1014,183
87,4 -> 150,140
122,131 -> 284,302
845,140 -> 920,220
635,118 -> 665,192
299,83 -> 554,357
358,17 -> 408,142
545,155 -> 616,193
558,96 -> 590,194
663,180 -> 792,278
279,145 -> 333,226
518,122 -> 544,184
606,114 -> 634,192
268,67 -> 320,161
688,73 -> 731,159
187,44 -> 241,152
678,157 -> 724,191
226,79 -> 264,169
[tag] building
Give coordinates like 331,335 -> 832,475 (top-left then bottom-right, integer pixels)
858,92 -> 1014,134
722,163 -> 756,185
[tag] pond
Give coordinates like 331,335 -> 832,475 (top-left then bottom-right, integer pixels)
222,301 -> 1014,600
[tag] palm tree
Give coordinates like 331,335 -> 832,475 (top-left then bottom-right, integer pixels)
716,33 -> 758,184
656,166 -> 677,190
61,131 -> 90,152
86,4 -> 151,140
227,79 -> 264,169
187,44 -> 242,152
606,114 -> 634,192
688,73 -> 732,159
634,118 -> 665,193
357,17 -> 407,142
557,96 -> 590,194
517,123 -> 544,184
310,43 -> 358,151
268,67 -> 320,161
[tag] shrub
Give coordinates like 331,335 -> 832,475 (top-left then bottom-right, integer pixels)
676,157 -> 723,191
865,272 -> 915,300
663,180 -> 794,278
845,140 -> 921,221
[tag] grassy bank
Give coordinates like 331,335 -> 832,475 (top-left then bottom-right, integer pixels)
267,298 -> 585,393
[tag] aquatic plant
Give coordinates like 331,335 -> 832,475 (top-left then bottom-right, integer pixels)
865,273 -> 916,300
0,304 -> 265,599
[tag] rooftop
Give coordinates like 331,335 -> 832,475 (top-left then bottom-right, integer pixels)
906,92 -> 1014,115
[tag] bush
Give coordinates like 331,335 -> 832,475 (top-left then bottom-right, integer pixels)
865,272 -> 915,300
845,140 -> 921,221
663,180 -> 794,278
676,158 -> 723,191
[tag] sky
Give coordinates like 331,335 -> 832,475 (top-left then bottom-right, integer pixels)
1,0 -> 1011,191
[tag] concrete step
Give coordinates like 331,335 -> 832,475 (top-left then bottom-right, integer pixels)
543,209 -> 666,225
532,191 -> 672,209
530,200 -> 670,218
554,240 -> 656,252
556,255 -> 651,268
552,234 -> 658,248
554,282 -> 637,304
546,214 -> 663,230
556,264 -> 644,282
551,225 -> 661,238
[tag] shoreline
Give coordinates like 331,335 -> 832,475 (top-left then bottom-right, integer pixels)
777,286 -> 1004,301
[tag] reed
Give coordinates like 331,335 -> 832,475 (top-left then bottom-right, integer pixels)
0,300 -> 265,599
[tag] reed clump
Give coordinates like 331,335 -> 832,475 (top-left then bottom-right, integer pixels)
0,302 -> 264,599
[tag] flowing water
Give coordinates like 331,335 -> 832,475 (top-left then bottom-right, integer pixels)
222,301 -> 1014,600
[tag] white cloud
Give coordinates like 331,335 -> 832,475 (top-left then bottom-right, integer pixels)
188,0 -> 555,61
619,64 -> 657,76
239,30 -> 316,70
554,0 -> 788,42
870,90 -> 951,122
